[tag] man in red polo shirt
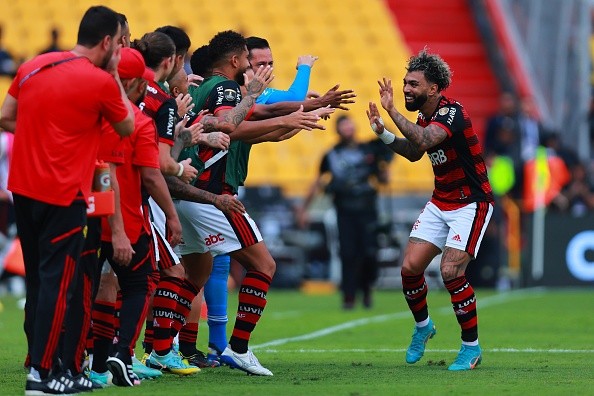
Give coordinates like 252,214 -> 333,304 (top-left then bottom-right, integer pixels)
0,5 -> 134,395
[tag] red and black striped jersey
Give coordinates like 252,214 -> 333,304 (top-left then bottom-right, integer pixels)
139,80 -> 177,146
417,96 -> 493,210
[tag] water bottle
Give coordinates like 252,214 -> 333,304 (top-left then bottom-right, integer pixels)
93,161 -> 111,192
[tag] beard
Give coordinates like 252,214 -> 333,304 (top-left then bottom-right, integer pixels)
405,93 -> 428,111
235,70 -> 246,86
99,46 -> 116,70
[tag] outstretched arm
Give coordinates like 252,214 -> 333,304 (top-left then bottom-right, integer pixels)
249,84 -> 356,120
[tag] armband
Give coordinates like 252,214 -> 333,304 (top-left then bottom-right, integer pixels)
176,162 -> 184,177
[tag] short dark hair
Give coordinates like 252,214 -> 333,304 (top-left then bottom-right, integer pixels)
77,6 -> 120,47
246,36 -> 270,56
132,31 -> 175,69
190,45 -> 212,77
116,13 -> 128,29
406,48 -> 452,92
155,26 -> 191,56
208,30 -> 246,67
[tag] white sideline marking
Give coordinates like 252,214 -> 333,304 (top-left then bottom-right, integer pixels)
253,288 -> 546,350
258,348 -> 594,354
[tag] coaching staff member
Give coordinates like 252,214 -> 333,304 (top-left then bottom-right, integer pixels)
0,5 -> 134,394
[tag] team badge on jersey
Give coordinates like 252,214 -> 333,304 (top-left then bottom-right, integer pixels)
438,107 -> 449,116
224,89 -> 237,102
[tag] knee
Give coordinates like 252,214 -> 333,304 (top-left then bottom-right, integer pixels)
401,256 -> 426,276
162,264 -> 185,279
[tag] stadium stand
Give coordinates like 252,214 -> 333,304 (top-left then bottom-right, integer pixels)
0,0 -> 436,196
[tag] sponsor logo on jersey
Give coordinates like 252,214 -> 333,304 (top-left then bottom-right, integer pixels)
204,233 -> 225,246
147,85 -> 158,94
166,108 -> 175,135
224,89 -> 237,102
428,149 -> 448,165
447,107 -> 457,125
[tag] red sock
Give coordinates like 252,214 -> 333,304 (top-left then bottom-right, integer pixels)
152,276 -> 182,354
178,322 -> 198,356
229,271 -> 271,354
401,271 -> 429,323
444,276 -> 478,342
171,279 -> 199,337
91,300 -> 116,373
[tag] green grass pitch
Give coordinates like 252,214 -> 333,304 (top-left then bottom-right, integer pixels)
1,288 -> 592,395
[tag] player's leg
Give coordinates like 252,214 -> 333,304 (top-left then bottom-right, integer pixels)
204,254 -> 231,358
177,252 -> 219,368
402,202 -> 446,364
441,202 -> 493,371
89,263 -> 118,386
106,232 -> 159,386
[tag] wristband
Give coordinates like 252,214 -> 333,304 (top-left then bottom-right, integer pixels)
378,129 -> 396,145
176,162 -> 184,177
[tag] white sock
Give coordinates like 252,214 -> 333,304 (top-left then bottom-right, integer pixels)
462,339 -> 479,347
416,317 -> 430,328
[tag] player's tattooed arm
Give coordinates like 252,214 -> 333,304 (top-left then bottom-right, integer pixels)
164,176 -> 246,214
200,65 -> 274,134
387,110 -> 447,151
200,95 -> 256,134
387,137 -> 425,162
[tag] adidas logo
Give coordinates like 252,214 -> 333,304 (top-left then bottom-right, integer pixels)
452,234 -> 462,242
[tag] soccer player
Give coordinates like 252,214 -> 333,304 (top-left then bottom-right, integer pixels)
0,5 -> 135,394
170,30 -> 339,376
91,47 -> 183,387
201,36 -> 320,359
367,49 -> 494,370
133,31 -> 202,375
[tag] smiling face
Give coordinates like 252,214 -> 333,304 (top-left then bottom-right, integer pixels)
402,70 -> 436,112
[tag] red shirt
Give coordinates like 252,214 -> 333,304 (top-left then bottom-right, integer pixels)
417,96 -> 493,210
98,105 -> 159,244
7,51 -> 129,205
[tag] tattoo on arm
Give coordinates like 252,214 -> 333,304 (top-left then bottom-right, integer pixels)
388,137 -> 425,162
388,108 -> 447,150
170,130 -> 192,161
164,175 -> 217,204
201,95 -> 256,133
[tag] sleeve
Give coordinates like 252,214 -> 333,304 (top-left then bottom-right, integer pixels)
7,69 -> 21,98
97,120 -> 125,165
155,98 -> 178,146
132,117 -> 160,169
208,80 -> 241,114
257,65 -> 311,105
99,75 -> 130,125
430,104 -> 465,137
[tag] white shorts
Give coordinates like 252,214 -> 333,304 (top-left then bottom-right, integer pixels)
409,201 -> 493,258
174,199 -> 263,256
148,197 -> 181,268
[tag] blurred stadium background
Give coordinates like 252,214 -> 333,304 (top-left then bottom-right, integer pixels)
0,0 -> 593,291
